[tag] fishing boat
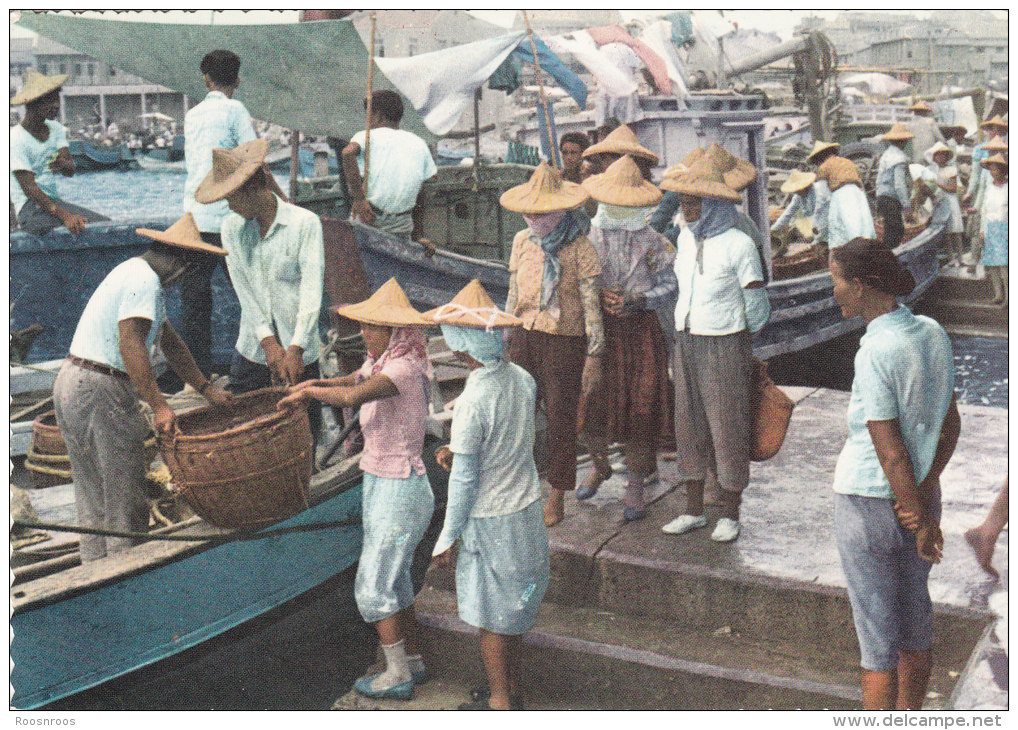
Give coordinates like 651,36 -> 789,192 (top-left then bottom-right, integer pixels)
67,138 -> 138,172
10,455 -> 364,709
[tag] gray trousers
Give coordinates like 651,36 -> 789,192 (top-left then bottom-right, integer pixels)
53,361 -> 151,562
672,329 -> 753,494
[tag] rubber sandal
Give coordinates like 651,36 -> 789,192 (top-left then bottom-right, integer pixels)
711,517 -> 741,542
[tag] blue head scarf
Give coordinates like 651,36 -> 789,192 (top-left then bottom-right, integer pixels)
689,197 -> 739,273
440,324 -> 504,367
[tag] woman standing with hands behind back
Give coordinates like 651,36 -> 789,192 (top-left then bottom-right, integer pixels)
829,237 -> 960,710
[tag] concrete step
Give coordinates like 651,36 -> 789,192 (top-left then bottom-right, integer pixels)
416,586 -> 861,710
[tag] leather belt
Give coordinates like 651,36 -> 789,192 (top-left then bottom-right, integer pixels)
67,355 -> 130,381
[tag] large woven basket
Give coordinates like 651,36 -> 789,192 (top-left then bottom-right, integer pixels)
159,388 -> 312,530
26,411 -> 71,489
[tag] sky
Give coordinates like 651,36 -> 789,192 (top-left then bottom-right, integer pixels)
9,9 -> 959,42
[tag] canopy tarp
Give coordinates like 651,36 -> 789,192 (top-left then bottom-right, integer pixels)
16,12 -> 434,142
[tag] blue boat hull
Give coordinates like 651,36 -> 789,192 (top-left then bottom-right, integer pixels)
11,221 -> 241,368
10,480 -> 364,709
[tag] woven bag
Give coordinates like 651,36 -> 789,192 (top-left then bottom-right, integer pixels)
750,358 -> 795,461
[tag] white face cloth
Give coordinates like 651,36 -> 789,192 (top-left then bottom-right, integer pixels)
592,202 -> 655,231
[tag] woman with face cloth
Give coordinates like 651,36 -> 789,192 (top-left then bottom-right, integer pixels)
500,162 -> 605,528
279,278 -> 435,701
658,159 -> 771,543
828,237 -> 960,710
576,155 -> 677,521
427,280 -> 550,711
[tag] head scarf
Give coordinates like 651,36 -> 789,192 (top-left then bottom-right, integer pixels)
439,324 -> 504,367
524,209 -> 591,310
831,237 -> 915,297
688,197 -> 739,273
591,203 -> 654,232
367,326 -> 433,378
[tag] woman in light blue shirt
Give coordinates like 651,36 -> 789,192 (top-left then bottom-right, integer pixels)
658,159 -> 770,543
829,237 -> 960,711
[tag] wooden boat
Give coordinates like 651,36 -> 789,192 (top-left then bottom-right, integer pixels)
141,134 -> 185,163
10,455 -> 365,709
67,138 -> 138,172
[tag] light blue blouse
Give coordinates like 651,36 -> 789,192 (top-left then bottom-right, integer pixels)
875,144 -> 911,207
833,306 -> 954,499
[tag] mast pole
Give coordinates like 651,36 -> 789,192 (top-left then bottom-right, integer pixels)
522,10 -> 557,169
362,10 -> 378,203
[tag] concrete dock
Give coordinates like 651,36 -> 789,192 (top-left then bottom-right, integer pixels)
338,386 -> 1008,711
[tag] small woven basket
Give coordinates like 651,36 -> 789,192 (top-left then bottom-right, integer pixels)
159,388 -> 312,530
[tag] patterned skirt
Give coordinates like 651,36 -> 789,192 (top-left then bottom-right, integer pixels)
580,309 -> 674,449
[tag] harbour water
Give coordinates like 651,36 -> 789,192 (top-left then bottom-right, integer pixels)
52,168 -> 1009,409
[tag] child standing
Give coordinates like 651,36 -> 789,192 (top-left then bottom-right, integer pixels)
428,280 -> 550,710
279,277 -> 435,700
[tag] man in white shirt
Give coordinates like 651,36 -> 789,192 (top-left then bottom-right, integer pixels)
342,90 -> 437,248
196,139 -> 325,442
52,214 -> 230,561
10,70 -> 107,235
175,49 -> 286,390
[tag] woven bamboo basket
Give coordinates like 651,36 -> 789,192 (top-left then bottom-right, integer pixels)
27,411 -> 71,489
159,388 -> 312,530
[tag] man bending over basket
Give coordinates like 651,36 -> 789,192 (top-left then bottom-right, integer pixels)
52,213 -> 231,562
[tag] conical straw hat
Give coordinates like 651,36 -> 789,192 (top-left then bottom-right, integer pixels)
980,114 -> 1008,130
10,69 -> 67,106
793,217 -> 815,240
982,136 -> 1008,153
699,143 -> 757,191
882,123 -> 914,142
194,139 -> 269,203
937,166 -> 958,192
817,156 -> 862,191
681,147 -> 705,167
582,155 -> 662,207
658,157 -> 741,202
334,278 -> 431,327
499,161 -> 588,214
136,213 -> 228,256
582,124 -> 659,165
780,169 -> 816,195
805,140 -> 839,164
924,141 -> 952,164
909,100 -> 932,113
424,279 -> 521,330
980,153 -> 1008,170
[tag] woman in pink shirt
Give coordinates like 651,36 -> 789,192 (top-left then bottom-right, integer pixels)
279,277 -> 435,701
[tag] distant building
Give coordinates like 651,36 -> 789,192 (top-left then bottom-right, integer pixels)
24,35 -> 189,135
511,10 -> 622,36
795,11 -> 1009,95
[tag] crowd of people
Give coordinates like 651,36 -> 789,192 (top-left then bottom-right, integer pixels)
10,54 -> 1008,712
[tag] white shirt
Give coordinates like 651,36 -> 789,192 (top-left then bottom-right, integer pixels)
827,184 -> 876,249
183,90 -> 258,233
220,196 -> 324,365
351,127 -> 437,214
10,120 -> 68,214
673,227 -> 766,336
69,258 -> 166,371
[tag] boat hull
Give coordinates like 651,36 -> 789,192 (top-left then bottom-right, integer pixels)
10,478 -> 363,709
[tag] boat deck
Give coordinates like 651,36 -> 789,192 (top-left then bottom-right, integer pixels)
345,386 -> 1007,711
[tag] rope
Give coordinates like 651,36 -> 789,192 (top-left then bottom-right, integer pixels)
11,517 -> 362,544
429,303 -> 505,331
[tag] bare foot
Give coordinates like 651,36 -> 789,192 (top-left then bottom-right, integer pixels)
544,490 -> 565,527
964,527 -> 1000,579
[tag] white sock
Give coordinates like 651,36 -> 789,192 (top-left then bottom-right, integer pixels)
369,639 -> 411,690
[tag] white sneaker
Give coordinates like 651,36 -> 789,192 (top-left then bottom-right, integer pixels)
661,514 -> 707,535
711,518 -> 740,542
